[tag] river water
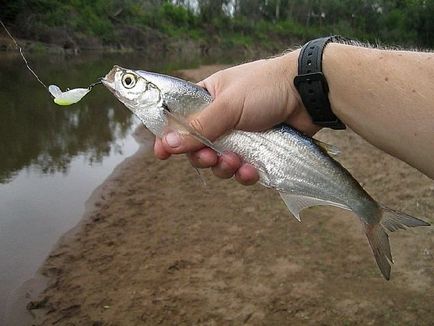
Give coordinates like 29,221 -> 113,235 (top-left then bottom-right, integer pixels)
0,51 -> 223,323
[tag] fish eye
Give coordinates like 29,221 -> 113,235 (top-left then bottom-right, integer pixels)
122,73 -> 137,89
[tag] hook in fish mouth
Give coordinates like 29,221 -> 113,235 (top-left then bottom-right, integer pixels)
88,77 -> 103,90
101,77 -> 114,92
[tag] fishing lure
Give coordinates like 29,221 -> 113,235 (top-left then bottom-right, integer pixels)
48,79 -> 101,106
1,20 -> 100,106
48,85 -> 91,106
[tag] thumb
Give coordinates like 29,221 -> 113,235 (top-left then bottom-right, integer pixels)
162,96 -> 238,154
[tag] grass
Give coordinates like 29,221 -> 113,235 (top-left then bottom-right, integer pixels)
2,1 -> 431,51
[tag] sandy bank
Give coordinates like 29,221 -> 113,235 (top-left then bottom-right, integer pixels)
28,65 -> 433,325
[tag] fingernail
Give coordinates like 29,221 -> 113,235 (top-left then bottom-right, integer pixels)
218,158 -> 228,171
219,156 -> 232,173
165,132 -> 181,148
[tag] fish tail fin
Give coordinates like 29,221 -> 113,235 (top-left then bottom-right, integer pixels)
379,204 -> 430,232
364,205 -> 430,280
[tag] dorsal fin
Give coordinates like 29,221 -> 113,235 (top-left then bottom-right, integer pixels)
313,139 -> 341,156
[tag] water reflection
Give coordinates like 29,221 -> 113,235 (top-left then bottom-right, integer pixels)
0,50 -> 238,184
0,53 -> 133,183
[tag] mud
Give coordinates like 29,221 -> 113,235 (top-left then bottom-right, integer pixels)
29,65 -> 433,325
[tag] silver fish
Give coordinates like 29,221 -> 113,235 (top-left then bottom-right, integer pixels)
102,65 -> 430,280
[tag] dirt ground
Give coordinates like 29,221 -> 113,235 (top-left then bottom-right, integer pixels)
29,65 -> 433,325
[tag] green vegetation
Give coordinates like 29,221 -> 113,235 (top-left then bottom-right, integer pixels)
1,0 -> 432,51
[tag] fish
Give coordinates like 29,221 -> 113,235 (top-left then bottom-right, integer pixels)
102,65 -> 430,280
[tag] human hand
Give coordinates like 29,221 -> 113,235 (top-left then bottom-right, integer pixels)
154,50 -> 320,184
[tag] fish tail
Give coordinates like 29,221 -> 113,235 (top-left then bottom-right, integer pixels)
364,204 -> 430,280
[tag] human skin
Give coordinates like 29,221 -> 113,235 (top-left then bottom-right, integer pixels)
154,43 -> 434,183
324,43 -> 434,178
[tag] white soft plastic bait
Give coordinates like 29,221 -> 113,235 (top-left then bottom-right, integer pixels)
48,85 -> 91,106
1,20 -> 100,106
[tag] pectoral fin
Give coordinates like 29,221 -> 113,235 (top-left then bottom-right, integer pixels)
163,105 -> 224,155
162,105 -> 217,188
193,167 -> 207,187
279,193 -> 350,221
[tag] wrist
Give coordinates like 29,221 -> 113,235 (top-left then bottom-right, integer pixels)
275,50 -> 321,135
278,51 -> 303,103
293,37 -> 346,130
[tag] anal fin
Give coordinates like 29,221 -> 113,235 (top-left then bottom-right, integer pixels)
279,193 -> 350,221
193,167 -> 207,187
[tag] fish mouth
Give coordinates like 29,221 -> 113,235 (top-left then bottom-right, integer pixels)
101,67 -> 116,90
102,65 -> 125,91
101,77 -> 114,92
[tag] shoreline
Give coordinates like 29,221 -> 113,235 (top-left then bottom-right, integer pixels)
4,124 -> 154,325
0,34 -> 283,60
21,65 -> 434,325
2,65 -> 229,325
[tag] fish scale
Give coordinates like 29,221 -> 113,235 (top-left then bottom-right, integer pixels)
220,128 -> 345,200
102,65 -> 430,280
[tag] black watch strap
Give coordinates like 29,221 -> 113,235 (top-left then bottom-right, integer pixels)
294,36 -> 346,130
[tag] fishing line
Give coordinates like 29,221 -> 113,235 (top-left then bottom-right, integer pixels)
0,19 -> 49,90
88,78 -> 102,89
1,20 -> 102,105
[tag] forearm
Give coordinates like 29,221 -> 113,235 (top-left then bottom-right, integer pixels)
321,44 -> 434,177
158,43 -> 433,184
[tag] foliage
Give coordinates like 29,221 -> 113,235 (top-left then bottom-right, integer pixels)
0,0 -> 432,49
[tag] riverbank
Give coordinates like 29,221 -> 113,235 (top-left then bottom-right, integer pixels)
0,29 -> 290,59
27,65 -> 433,325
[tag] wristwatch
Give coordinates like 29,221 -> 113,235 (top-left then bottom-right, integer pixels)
293,36 -> 346,130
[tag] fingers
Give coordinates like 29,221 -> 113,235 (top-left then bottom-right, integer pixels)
188,150 -> 259,185
158,70 -> 261,186
235,164 -> 260,186
161,95 -> 239,154
211,153 -> 259,185
157,136 -> 259,185
187,148 -> 218,168
211,152 -> 240,179
154,137 -> 171,160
